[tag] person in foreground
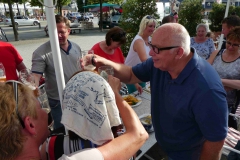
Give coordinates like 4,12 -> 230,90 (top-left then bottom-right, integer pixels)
0,79 -> 148,160
125,15 -> 156,94
0,41 -> 27,80
208,27 -> 240,130
40,71 -> 144,159
83,23 -> 228,159
31,15 -> 81,129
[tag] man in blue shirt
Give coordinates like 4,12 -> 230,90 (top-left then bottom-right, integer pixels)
85,23 -> 228,159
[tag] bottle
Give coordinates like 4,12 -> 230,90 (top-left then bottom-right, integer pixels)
0,62 -> 6,82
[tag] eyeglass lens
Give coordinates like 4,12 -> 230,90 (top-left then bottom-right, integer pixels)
226,41 -> 240,47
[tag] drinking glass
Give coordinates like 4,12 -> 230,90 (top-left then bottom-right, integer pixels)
19,69 -> 38,96
0,62 -> 6,82
98,65 -> 114,81
79,50 -> 96,71
38,85 -> 53,127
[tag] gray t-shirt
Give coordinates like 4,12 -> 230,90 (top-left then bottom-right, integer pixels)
31,40 -> 81,100
212,49 -> 240,105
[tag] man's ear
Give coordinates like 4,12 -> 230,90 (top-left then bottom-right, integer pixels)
23,116 -> 37,136
175,47 -> 184,59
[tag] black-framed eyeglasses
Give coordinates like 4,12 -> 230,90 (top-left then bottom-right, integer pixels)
226,41 -> 240,48
148,42 -> 179,54
146,15 -> 153,19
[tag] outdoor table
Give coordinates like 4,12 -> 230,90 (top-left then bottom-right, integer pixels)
130,90 -> 157,160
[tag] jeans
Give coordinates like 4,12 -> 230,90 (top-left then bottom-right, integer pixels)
48,98 -> 63,130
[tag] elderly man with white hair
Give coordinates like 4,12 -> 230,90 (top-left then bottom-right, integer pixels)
82,23 -> 228,160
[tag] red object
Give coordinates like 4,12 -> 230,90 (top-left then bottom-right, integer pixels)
0,41 -> 23,80
91,6 -> 110,12
91,42 -> 125,64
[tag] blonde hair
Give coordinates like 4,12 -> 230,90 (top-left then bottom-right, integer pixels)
138,15 -> 157,36
0,82 -> 37,160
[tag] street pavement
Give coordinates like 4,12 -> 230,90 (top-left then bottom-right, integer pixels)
0,18 -> 107,69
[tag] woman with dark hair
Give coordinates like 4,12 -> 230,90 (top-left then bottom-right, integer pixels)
161,15 -> 175,25
91,26 -> 126,64
208,26 -> 240,129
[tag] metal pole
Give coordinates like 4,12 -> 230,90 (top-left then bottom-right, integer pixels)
44,0 -> 65,104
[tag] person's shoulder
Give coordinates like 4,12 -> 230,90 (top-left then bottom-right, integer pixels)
92,42 -> 100,48
0,41 -> 13,47
34,41 -> 51,53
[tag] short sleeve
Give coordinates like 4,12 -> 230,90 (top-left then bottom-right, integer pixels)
209,38 -> 216,54
193,89 -> 228,141
31,43 -> 50,74
9,44 -> 23,65
58,148 -> 104,160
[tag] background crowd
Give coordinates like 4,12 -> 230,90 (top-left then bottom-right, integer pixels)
0,12 -> 240,160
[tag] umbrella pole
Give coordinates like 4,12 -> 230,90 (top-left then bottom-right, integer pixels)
44,0 -> 65,106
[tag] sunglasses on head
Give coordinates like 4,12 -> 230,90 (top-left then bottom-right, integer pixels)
5,80 -> 47,128
146,15 -> 153,19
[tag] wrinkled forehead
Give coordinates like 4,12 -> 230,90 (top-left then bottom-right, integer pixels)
152,27 -> 172,45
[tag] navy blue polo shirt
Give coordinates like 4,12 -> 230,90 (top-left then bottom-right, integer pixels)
132,48 -> 228,159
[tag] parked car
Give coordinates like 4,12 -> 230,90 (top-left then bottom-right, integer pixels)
109,14 -> 122,28
80,13 -> 90,22
86,12 -> 94,19
66,12 -> 89,22
0,15 -> 6,22
5,16 -> 39,26
66,12 -> 82,22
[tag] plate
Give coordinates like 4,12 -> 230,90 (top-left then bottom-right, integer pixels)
122,95 -> 142,108
139,114 -> 154,133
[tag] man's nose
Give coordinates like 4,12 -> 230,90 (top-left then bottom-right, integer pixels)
149,49 -> 155,57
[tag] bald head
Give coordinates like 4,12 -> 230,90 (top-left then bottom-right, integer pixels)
153,23 -> 191,54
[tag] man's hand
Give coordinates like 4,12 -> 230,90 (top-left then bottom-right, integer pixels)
135,83 -> 143,94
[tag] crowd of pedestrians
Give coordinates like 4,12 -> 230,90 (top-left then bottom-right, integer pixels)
1,12 -> 240,160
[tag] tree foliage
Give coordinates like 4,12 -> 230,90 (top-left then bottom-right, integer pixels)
119,0 -> 159,57
208,3 -> 240,32
178,0 -> 204,36
30,0 -> 71,14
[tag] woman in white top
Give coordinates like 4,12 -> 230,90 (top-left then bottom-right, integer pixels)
125,15 -> 157,94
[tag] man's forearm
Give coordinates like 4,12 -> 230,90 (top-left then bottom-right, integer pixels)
200,140 -> 224,160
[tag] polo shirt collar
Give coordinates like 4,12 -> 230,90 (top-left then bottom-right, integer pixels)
60,40 -> 72,55
169,47 -> 198,84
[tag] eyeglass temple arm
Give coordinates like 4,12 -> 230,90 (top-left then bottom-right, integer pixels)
12,82 -> 25,128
